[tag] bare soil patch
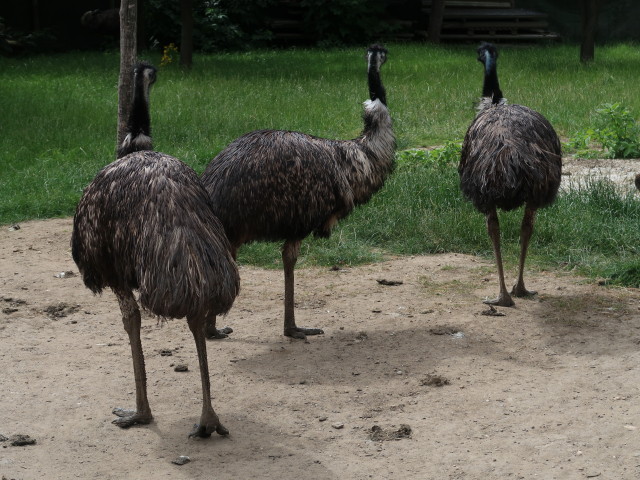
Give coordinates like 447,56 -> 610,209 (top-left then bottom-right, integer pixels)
1,217 -> 640,480
561,157 -> 639,191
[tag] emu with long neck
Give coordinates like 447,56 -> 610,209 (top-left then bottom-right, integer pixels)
72,63 -> 239,438
479,42 -> 503,104
201,44 -> 395,340
459,43 -> 562,307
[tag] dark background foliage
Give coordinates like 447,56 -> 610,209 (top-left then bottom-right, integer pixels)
1,0 -> 639,54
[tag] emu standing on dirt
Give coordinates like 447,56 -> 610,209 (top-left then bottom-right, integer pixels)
71,63 -> 239,437
201,44 -> 395,339
459,43 -> 562,307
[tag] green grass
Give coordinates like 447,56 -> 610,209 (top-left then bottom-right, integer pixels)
1,43 -> 640,285
258,158 -> 640,287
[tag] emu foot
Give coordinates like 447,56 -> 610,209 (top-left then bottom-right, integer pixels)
284,326 -> 325,340
112,407 -> 153,428
483,294 -> 515,308
188,413 -> 229,439
205,325 -> 233,340
511,284 -> 537,298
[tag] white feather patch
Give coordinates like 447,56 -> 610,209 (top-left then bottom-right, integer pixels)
477,97 -> 508,112
364,98 -> 384,111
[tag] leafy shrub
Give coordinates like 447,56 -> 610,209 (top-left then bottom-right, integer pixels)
0,17 -> 57,56
145,0 -> 248,52
565,102 -> 640,158
592,103 -> 640,158
397,141 -> 462,167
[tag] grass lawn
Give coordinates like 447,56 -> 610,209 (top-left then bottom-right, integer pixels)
1,43 -> 639,285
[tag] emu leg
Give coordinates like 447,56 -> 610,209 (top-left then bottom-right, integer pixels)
484,209 -> 515,307
187,315 -> 228,438
205,244 -> 238,340
512,205 -> 537,297
205,315 -> 233,340
112,289 -> 153,427
282,240 -> 324,339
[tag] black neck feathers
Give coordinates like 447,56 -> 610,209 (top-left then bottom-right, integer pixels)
118,63 -> 157,158
478,43 -> 503,104
127,63 -> 156,138
367,44 -> 388,106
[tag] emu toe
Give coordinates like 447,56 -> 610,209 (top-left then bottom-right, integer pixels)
112,407 -> 153,428
188,422 -> 229,439
284,326 -> 324,340
483,294 -> 515,308
205,325 -> 233,340
511,284 -> 537,298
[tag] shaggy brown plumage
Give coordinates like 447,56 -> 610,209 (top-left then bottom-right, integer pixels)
71,63 -> 239,438
201,44 -> 395,340
72,152 -> 239,319
460,103 -> 562,214
459,43 -> 562,307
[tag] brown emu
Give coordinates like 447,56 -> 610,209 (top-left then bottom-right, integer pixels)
635,173 -> 640,190
459,43 -> 562,307
201,44 -> 395,339
71,63 -> 239,437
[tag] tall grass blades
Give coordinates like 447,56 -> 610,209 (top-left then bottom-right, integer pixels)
1,45 -> 640,286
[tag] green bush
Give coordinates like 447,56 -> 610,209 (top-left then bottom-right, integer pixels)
396,141 -> 462,167
566,102 -> 640,158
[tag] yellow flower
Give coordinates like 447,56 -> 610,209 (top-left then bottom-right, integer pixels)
160,43 -> 179,67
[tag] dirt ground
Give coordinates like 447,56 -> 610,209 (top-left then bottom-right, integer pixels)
1,160 -> 640,480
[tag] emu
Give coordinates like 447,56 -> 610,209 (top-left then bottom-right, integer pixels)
201,44 -> 395,339
459,43 -> 562,307
80,9 -> 119,34
71,63 -> 239,438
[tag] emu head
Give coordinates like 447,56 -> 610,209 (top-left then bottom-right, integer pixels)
133,62 -> 157,105
477,42 -> 498,66
367,44 -> 388,71
134,62 -> 157,89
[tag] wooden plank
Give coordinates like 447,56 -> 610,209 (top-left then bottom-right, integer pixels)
442,20 -> 549,29
423,1 -> 513,7
442,9 -> 548,19
428,0 -> 446,42
440,32 -> 560,39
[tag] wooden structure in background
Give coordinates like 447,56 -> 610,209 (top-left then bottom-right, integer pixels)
263,0 -> 559,44
423,0 -> 559,41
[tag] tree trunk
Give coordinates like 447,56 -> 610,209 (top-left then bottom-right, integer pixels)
428,0 -> 445,43
180,0 -> 194,68
580,0 -> 598,63
117,0 -> 138,153
31,0 -> 40,31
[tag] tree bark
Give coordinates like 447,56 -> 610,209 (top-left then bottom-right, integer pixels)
117,0 -> 138,153
180,0 -> 194,68
428,0 -> 445,44
31,0 -> 40,31
580,0 -> 598,63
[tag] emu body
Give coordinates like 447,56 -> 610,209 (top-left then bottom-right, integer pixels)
459,43 -> 562,307
71,63 -> 239,437
201,45 -> 395,340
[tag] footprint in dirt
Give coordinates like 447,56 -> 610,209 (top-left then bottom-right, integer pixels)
369,424 -> 412,441
2,297 -> 26,314
43,302 -> 80,319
